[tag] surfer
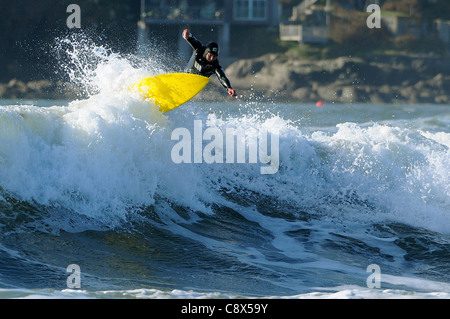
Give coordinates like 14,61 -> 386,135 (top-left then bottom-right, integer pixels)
182,29 -> 237,98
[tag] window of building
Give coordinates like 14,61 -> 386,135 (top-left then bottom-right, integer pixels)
234,0 -> 267,21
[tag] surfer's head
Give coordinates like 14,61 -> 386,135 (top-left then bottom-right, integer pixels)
204,42 -> 219,61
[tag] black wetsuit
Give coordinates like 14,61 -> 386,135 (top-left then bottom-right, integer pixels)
184,34 -> 233,90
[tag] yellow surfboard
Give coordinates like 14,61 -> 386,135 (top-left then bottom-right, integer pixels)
130,73 -> 210,113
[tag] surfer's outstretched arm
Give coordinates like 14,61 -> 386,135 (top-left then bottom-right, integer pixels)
215,67 -> 236,97
215,67 -> 231,89
182,29 -> 202,50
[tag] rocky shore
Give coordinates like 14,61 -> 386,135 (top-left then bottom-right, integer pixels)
222,54 -> 450,104
1,54 -> 449,105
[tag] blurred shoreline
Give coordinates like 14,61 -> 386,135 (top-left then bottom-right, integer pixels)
221,54 -> 450,105
1,55 -> 449,105
0,79 -> 84,101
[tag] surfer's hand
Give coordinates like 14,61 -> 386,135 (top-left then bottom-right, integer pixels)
182,29 -> 190,39
228,88 -> 237,97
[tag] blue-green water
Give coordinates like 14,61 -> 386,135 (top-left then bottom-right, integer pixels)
0,98 -> 449,299
0,37 -> 449,298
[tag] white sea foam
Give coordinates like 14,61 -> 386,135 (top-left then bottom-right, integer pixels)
1,86 -> 449,234
2,285 -> 449,299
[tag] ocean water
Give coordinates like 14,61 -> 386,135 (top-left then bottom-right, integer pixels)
0,37 -> 449,299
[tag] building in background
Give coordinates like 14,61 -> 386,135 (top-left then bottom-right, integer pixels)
279,0 -> 331,44
137,0 -> 280,60
436,19 -> 450,51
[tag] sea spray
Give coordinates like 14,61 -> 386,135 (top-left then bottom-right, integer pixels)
52,33 -> 168,98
